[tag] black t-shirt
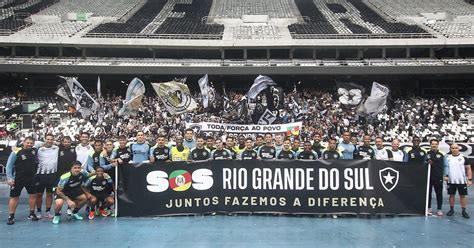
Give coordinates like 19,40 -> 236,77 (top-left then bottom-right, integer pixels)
426,150 -> 445,181
212,149 -> 232,160
297,151 -> 317,160
322,150 -> 341,160
114,147 -> 133,165
240,149 -> 258,160
277,150 -> 295,160
258,145 -> 276,160
407,147 -> 427,162
58,146 -> 76,177
190,147 -> 211,161
356,146 -> 375,160
152,146 -> 171,161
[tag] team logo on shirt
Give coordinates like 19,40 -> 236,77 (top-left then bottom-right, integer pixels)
31,150 -> 36,155
379,167 -> 399,192
436,154 -> 441,159
60,151 -> 64,156
169,170 -> 192,192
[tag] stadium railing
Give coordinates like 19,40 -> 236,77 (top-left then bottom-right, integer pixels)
83,33 -> 223,40
290,33 -> 436,39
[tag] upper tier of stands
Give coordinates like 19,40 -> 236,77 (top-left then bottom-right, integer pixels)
86,0 -> 224,39
37,0 -> 142,18
367,0 -> 474,17
0,0 -> 58,34
289,0 -> 429,39
209,0 -> 300,18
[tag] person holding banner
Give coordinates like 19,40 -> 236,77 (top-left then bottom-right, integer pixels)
355,135 -> 375,160
211,139 -> 232,160
445,144 -> 472,219
405,136 -> 427,163
240,138 -> 258,160
291,139 -> 303,153
338,131 -> 356,160
277,139 -> 296,160
374,137 -> 393,161
189,136 -> 211,161
149,135 -> 171,162
131,131 -> 150,163
112,135 -> 133,166
390,139 -> 406,162
170,136 -> 190,162
297,141 -> 318,160
225,136 -> 238,160
235,135 -> 246,155
426,139 -> 447,216
257,133 -> 276,160
322,138 -> 342,160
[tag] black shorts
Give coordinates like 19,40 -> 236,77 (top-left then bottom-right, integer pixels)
55,190 -> 84,201
95,194 -> 112,203
447,184 -> 468,196
36,173 -> 57,193
10,177 -> 36,197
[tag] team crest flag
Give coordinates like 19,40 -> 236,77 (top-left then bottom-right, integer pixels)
152,81 -> 197,115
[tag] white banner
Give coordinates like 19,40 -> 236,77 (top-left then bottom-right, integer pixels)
186,122 -> 302,135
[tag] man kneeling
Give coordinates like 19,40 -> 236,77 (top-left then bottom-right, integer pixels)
53,161 -> 90,224
83,167 -> 115,220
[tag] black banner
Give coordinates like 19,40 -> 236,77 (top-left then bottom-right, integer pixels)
117,160 -> 428,217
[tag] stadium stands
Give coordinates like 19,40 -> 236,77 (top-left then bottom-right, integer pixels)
87,0 -> 168,34
38,0 -> 142,18
367,0 -> 474,17
233,25 -> 281,39
16,21 -> 90,37
210,0 -> 299,18
425,21 -> 474,38
289,0 -> 429,39
0,0 -> 58,35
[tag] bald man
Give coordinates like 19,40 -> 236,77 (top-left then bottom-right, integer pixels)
445,144 -> 472,218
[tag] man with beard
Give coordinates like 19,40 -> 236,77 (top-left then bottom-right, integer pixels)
254,135 -> 264,151
149,134 -> 171,162
206,136 -> 216,152
36,133 -> 59,219
75,132 -> 93,170
276,139 -> 296,160
189,136 -> 211,161
426,139 -> 448,216
6,137 -> 39,225
322,138 -> 342,160
297,141 -> 318,160
311,133 -> 325,158
257,133 -> 276,160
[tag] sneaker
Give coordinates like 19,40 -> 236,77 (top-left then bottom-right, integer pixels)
462,211 -> 470,219
28,213 -> 39,221
427,208 -> 432,216
6,216 -> 15,225
44,211 -> 53,219
99,209 -> 108,217
72,213 -> 83,220
52,215 -> 60,224
437,210 -> 443,216
95,209 -> 100,216
36,212 -> 42,219
106,209 -> 113,216
447,209 -> 454,216
66,208 -> 72,216
88,211 -> 95,220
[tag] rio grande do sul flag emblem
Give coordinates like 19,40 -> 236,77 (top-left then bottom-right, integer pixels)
169,170 -> 192,192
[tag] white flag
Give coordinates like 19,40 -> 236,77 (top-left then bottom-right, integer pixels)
59,76 -> 98,118
246,75 -> 277,100
118,77 -> 146,116
152,81 -> 197,115
198,74 -> 210,108
360,82 -> 389,115
97,76 -> 101,100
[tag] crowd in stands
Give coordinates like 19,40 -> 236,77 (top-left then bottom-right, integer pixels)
1,86 -> 472,145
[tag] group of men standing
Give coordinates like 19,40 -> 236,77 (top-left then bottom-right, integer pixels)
5,128 -> 472,225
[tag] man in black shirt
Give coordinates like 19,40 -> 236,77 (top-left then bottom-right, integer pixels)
297,141 -> 318,160
426,139 -> 447,216
57,136 -> 77,184
322,138 -> 342,160
150,134 -> 171,162
6,137 -> 39,225
257,133 -> 276,160
113,135 -> 133,166
225,136 -> 238,160
277,139 -> 296,160
356,135 -> 375,160
189,136 -> 211,161
406,136 -> 427,163
254,135 -> 264,150
206,136 -> 216,152
240,138 -> 258,160
311,133 -> 325,158
211,139 -> 232,160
